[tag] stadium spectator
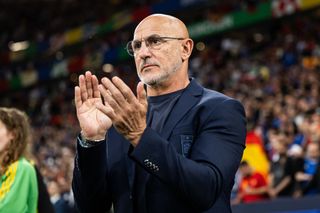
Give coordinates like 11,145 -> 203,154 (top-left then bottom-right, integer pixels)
268,130 -> 296,198
234,161 -> 269,204
295,142 -> 320,196
0,107 -> 54,213
48,180 -> 76,213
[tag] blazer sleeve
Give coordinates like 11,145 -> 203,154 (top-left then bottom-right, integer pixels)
130,98 -> 246,211
72,137 -> 112,213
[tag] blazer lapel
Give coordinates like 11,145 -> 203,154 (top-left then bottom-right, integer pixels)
124,79 -> 203,192
160,79 -> 203,140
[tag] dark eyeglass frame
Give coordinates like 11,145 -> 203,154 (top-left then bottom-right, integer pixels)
126,35 -> 185,56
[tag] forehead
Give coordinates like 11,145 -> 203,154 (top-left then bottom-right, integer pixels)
0,120 -> 7,130
133,18 -> 175,40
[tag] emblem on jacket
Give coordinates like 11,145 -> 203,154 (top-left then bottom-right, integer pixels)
181,135 -> 193,157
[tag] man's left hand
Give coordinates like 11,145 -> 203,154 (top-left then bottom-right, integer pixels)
96,76 -> 148,147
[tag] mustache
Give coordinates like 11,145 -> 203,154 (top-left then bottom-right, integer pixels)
140,60 -> 159,69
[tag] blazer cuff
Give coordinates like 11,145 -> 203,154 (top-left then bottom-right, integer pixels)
76,135 -> 107,172
129,127 -> 165,173
78,133 -> 105,148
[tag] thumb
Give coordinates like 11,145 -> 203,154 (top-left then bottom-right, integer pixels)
137,82 -> 147,106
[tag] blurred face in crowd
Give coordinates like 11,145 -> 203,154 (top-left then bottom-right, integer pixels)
132,14 -> 192,86
239,163 -> 252,177
0,120 -> 13,154
47,181 -> 60,197
306,143 -> 320,160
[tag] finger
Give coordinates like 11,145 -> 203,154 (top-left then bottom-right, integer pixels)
91,74 -> 100,98
95,102 -> 116,120
74,86 -> 82,110
137,82 -> 147,107
101,77 -> 127,105
98,84 -> 121,112
85,71 -> 93,98
79,74 -> 88,101
112,76 -> 136,103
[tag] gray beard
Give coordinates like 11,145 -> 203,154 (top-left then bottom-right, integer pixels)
139,66 -> 179,87
142,74 -> 168,87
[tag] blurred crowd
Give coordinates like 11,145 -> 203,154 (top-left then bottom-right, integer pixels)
0,0 -> 163,48
1,3 -> 320,213
206,14 -> 320,203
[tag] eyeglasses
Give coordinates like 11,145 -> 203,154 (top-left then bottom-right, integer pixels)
126,35 -> 185,56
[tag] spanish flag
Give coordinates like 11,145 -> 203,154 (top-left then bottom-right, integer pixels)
242,131 -> 270,178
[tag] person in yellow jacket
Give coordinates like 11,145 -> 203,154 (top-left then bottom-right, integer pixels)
0,107 -> 54,213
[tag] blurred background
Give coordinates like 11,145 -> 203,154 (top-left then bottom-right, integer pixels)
0,0 -> 320,212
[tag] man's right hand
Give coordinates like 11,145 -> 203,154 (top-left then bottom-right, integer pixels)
74,71 -> 112,141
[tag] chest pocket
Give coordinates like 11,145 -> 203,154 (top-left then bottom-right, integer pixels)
180,135 -> 193,158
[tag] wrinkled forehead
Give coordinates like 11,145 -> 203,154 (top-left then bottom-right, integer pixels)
133,18 -> 175,40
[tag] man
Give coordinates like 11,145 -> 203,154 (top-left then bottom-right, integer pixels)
72,14 -> 246,213
235,161 -> 268,204
295,142 -> 320,195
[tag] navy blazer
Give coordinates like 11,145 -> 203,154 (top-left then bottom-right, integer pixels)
72,79 -> 246,213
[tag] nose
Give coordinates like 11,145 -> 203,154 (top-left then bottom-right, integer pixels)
137,41 -> 152,59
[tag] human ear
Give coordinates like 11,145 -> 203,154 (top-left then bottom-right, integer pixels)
181,39 -> 194,61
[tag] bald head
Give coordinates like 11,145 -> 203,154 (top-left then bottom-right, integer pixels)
134,14 -> 189,39
131,13 -> 194,93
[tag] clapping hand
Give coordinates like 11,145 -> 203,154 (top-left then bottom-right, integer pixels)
95,76 -> 148,147
74,71 -> 112,141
